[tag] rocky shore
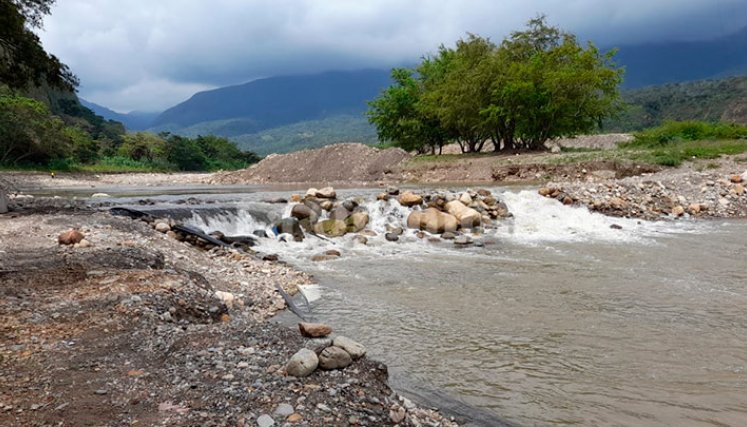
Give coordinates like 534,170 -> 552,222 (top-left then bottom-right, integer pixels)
539,159 -> 747,220
0,202 -> 459,426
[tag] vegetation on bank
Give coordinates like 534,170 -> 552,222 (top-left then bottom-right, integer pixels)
368,17 -> 623,155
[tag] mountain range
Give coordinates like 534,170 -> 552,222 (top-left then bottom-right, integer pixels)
85,27 -> 747,154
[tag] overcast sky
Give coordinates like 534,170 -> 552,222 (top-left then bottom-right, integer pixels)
38,0 -> 747,113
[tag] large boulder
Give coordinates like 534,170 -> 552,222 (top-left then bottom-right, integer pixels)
445,201 -> 481,228
345,212 -> 369,233
276,217 -> 305,241
399,191 -> 423,207
313,219 -> 348,237
407,208 -> 458,234
291,204 -> 319,224
0,187 -> 8,214
316,187 -> 337,199
286,348 -> 318,377
330,205 -> 351,221
303,199 -> 323,217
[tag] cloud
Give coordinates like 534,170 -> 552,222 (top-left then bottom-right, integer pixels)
37,0 -> 747,112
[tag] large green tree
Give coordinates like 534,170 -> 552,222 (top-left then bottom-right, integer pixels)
0,0 -> 78,92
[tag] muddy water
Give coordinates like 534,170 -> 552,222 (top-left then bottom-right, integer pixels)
183,189 -> 747,426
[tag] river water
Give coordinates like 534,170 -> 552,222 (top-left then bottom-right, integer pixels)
181,188 -> 747,426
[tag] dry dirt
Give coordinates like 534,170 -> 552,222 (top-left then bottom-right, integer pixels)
211,143 -> 410,186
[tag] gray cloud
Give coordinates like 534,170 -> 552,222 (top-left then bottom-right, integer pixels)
37,0 -> 747,112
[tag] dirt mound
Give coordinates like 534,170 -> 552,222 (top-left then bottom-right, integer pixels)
211,143 -> 410,184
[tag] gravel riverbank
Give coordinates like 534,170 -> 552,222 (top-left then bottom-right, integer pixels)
0,208 -> 459,426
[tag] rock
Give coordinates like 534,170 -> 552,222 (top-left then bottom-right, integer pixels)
77,239 -> 92,248
407,208 -> 458,234
276,217 -> 305,241
290,194 -> 302,202
274,403 -> 295,418
299,322 -> 333,338
609,197 -> 627,210
360,230 -> 378,237
390,405 -> 406,423
671,205 -> 685,217
286,348 -> 319,377
333,336 -> 366,360
253,230 -> 269,238
386,186 -> 400,195
477,189 -> 492,197
688,203 -> 702,214
257,414 -> 275,427
342,200 -> 358,211
318,346 -> 353,370
441,231 -> 456,240
325,249 -> 341,257
313,219 -> 348,237
214,290 -> 236,307
352,235 -> 368,245
732,184 -> 745,195
459,192 -> 473,205
90,193 -> 110,198
319,200 -> 334,211
330,205 -> 351,221
538,187 -> 553,197
385,232 -> 399,242
291,204 -> 318,224
730,174 -> 743,183
0,188 -> 8,214
305,188 -> 318,198
303,199 -> 323,216
609,224 -> 623,230
562,196 -> 574,205
386,225 -> 404,235
345,212 -> 369,232
454,235 -> 472,245
445,200 -> 481,228
376,192 -> 389,201
155,222 -> 170,233
311,254 -> 338,262
399,191 -> 423,207
483,196 -> 497,206
58,230 -> 85,245
316,186 -> 337,199
286,413 -> 302,422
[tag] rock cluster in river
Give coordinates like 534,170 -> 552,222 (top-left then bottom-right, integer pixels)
541,169 -> 747,220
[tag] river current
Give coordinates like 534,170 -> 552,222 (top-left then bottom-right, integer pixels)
180,187 -> 747,426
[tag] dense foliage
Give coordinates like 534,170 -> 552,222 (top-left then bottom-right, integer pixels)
368,17 -> 624,154
626,121 -> 747,146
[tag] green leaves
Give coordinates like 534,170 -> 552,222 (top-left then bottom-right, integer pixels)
368,16 -> 624,154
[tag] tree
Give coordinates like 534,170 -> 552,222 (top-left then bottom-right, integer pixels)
0,93 -> 70,163
0,0 -> 78,92
117,132 -> 167,163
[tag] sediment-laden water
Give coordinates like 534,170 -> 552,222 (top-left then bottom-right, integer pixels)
182,188 -> 747,426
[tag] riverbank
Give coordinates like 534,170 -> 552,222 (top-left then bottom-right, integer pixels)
0,207 -> 459,426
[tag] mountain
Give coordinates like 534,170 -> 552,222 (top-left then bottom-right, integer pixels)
614,26 -> 747,88
150,69 -> 392,134
80,99 -> 159,130
605,76 -> 747,131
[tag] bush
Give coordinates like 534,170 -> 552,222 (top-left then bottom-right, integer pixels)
629,120 -> 747,146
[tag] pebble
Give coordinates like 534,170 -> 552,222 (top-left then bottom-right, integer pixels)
274,403 -> 294,417
257,414 -> 275,427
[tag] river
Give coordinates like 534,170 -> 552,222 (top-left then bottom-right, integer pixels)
148,186 -> 746,426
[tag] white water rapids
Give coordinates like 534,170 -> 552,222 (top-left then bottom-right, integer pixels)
183,188 -> 746,426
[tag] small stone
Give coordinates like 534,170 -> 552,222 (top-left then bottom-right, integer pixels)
77,239 -> 92,248
90,193 -> 110,198
609,224 -> 623,230
274,403 -> 294,417
287,413 -> 303,422
730,174 -> 743,183
333,336 -> 366,360
318,346 -> 353,370
324,249 -> 341,257
286,348 -> 319,377
389,405 -> 406,423
257,414 -> 275,427
94,389 -> 108,395
386,186 -> 400,195
298,322 -> 332,338
58,230 -> 84,245
688,203 -> 701,214
538,187 -> 552,197
454,235 -> 473,245
671,205 -> 685,217
732,184 -> 745,195
441,232 -> 456,240
155,222 -> 171,233
352,235 -> 368,245
385,233 -> 399,242
316,403 -> 331,412
398,191 -> 423,207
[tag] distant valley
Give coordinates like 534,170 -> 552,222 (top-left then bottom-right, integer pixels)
86,26 -> 747,154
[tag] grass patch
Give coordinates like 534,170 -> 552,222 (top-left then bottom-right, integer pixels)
625,120 -> 747,147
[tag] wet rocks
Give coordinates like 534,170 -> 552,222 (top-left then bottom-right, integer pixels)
399,191 -> 423,207
333,336 -> 366,360
313,219 -> 347,237
276,217 -> 305,241
285,348 -> 319,377
445,200 -> 481,228
290,204 -> 318,224
407,208 -> 458,234
154,221 -> 171,233
58,229 -> 85,245
384,232 -> 399,242
298,322 -> 332,338
318,346 -> 353,370
345,212 -> 369,233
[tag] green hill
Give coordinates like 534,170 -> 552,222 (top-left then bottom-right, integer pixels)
607,76 -> 747,131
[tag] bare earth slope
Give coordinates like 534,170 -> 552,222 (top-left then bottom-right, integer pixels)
212,143 -> 410,185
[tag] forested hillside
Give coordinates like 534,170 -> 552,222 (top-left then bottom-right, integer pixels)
607,76 -> 747,131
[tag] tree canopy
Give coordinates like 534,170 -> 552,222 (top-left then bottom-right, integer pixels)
368,17 -> 624,153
